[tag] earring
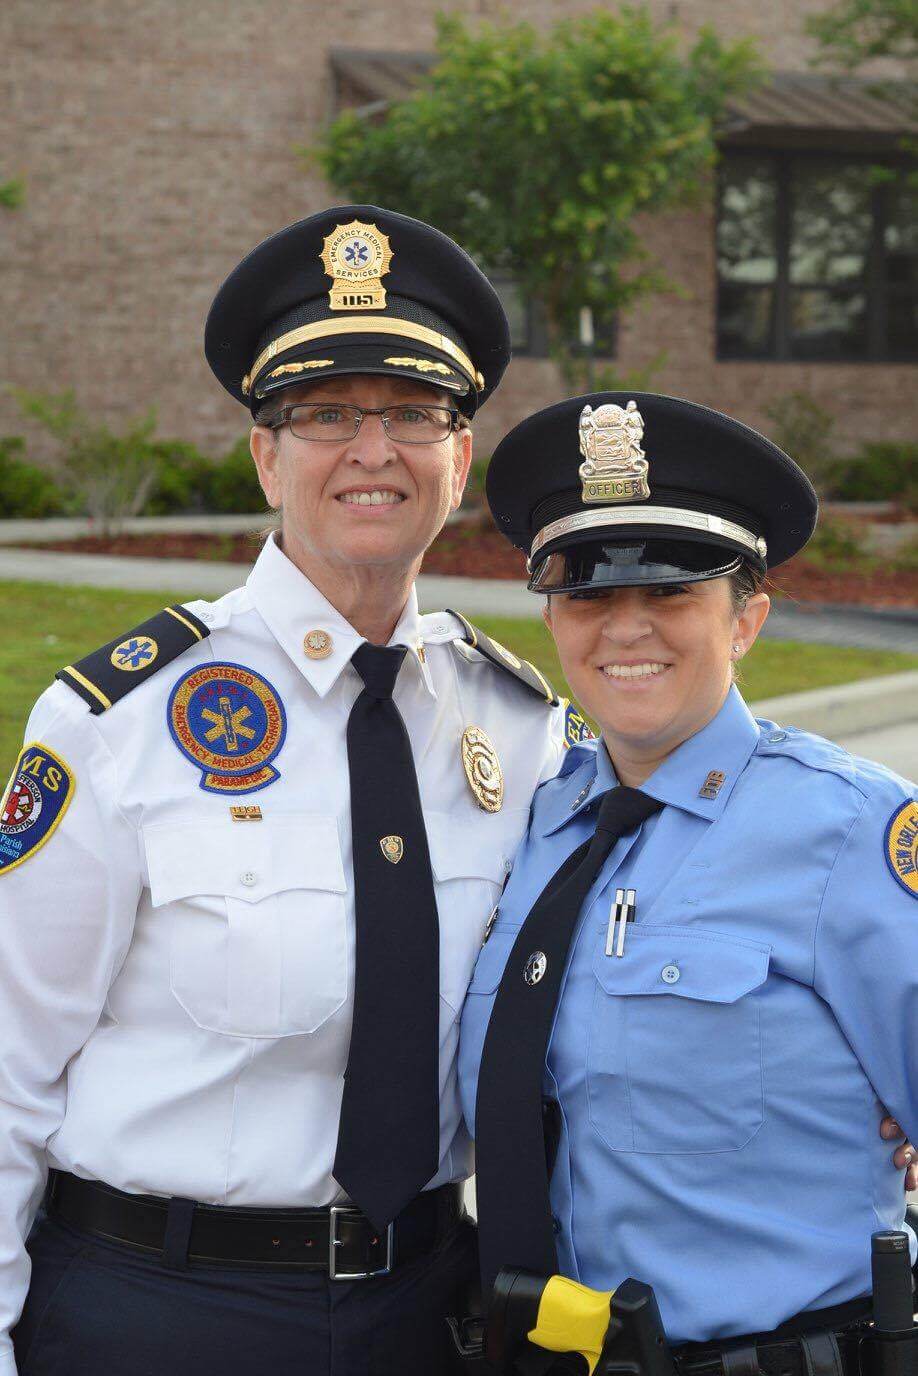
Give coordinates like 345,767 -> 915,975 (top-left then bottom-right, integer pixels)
732,644 -> 741,654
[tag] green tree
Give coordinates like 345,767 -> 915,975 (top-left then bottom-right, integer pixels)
806,0 -> 917,67
311,9 -> 761,388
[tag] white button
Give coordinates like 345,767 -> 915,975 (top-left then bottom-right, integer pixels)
768,731 -> 786,744
661,964 -> 680,984
433,622 -> 448,634
198,610 -> 213,624
240,870 -> 258,887
504,859 -> 512,873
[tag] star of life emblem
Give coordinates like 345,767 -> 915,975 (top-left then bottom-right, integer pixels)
578,400 -> 651,504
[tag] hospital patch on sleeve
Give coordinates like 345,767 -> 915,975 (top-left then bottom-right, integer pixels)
0,742 -> 75,876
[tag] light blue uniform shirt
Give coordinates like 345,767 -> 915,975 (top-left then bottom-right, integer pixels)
459,686 -> 918,1344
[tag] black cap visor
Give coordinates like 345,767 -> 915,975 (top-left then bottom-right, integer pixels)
530,537 -> 743,594
252,341 -> 473,413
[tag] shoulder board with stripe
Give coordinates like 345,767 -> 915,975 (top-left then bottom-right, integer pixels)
446,609 -> 558,705
56,604 -> 210,715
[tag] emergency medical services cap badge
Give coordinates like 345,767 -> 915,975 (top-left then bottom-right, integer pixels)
205,205 -> 510,418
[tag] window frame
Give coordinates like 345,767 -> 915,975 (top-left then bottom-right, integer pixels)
715,147 -> 917,364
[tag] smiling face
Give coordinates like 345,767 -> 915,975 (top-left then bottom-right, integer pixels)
543,576 -> 770,784
249,374 -> 472,580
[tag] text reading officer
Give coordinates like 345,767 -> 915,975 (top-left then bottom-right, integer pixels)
0,208 -> 573,1376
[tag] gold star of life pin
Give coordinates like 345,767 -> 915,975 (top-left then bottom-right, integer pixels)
380,835 -> 404,864
303,629 -> 333,660
461,725 -> 504,813
321,219 -> 393,312
578,399 -> 651,504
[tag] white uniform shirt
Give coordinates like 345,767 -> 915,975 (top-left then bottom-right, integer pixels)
0,533 -> 567,1372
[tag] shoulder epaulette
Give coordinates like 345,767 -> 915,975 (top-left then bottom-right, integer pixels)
446,608 -> 558,705
56,604 -> 210,715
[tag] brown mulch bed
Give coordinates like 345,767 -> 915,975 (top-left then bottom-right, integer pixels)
9,526 -> 917,610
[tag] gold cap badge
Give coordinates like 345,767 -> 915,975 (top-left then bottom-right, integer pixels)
578,400 -> 650,505
380,835 -> 404,864
461,725 -> 504,813
321,220 -> 393,312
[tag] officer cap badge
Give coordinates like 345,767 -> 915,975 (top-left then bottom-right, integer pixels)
321,219 -> 393,312
578,399 -> 650,505
461,726 -> 504,813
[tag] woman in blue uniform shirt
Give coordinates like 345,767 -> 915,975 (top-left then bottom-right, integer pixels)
459,393 -> 918,1355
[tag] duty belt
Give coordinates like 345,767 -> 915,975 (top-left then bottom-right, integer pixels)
673,1297 -> 874,1376
46,1169 -> 462,1278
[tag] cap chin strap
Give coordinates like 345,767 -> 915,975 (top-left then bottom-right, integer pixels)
529,504 -> 767,566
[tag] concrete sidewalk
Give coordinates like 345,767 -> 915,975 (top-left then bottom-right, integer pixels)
1,546 -> 916,654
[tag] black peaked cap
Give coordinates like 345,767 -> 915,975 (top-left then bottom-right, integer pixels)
205,205 -> 510,417
487,392 -> 818,584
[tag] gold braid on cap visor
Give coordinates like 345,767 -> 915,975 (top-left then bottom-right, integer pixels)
529,506 -> 768,565
243,317 -> 485,396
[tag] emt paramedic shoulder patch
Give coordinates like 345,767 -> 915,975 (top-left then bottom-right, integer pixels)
168,662 -> 287,795
56,605 -> 210,714
885,800 -> 918,898
0,743 -> 75,875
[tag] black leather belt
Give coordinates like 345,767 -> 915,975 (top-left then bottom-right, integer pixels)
46,1169 -> 462,1278
673,1297 -> 873,1376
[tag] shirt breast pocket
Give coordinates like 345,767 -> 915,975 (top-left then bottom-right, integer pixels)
426,809 -> 529,1017
587,926 -> 770,1154
144,815 -> 347,1038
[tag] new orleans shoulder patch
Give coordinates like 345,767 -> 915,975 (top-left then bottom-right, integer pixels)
562,699 -> 595,749
168,662 -> 287,795
884,800 -> 918,898
0,743 -> 75,875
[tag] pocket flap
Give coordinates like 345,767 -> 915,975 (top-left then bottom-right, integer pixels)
592,925 -> 770,1003
144,815 -> 346,905
425,809 -> 528,884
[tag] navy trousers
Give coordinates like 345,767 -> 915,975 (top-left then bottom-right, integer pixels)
13,1209 -> 477,1375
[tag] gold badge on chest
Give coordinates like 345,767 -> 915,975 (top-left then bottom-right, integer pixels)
461,725 -> 503,813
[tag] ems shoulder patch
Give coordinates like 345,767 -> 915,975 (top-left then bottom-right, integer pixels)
884,799 -> 918,898
0,742 -> 75,876
446,609 -> 558,705
56,604 -> 210,714
561,698 -> 595,748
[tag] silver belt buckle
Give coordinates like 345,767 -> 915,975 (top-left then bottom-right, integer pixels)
328,1204 -> 394,1280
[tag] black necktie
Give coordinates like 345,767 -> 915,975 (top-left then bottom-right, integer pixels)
333,642 -> 440,1232
474,785 -> 663,1294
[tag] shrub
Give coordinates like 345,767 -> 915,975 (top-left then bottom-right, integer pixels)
802,515 -> 868,569
826,441 -> 918,505
145,440 -> 213,515
12,389 -> 159,535
203,438 -> 269,514
764,391 -> 837,496
0,436 -> 67,517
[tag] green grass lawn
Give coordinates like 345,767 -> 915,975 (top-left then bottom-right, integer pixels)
2,581 -> 916,778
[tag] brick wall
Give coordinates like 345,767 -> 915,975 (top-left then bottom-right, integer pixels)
2,0 -> 914,470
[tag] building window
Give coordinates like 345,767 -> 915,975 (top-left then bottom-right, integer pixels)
489,271 -> 617,359
717,151 -> 917,362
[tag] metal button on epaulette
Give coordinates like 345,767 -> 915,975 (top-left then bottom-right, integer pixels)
768,731 -> 787,744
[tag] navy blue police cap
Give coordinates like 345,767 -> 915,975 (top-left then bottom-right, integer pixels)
205,205 -> 510,418
487,392 -> 818,593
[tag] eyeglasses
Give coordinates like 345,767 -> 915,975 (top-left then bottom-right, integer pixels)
265,402 -> 461,444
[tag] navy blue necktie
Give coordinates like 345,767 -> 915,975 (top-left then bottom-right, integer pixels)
333,642 -> 440,1232
475,785 -> 663,1295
